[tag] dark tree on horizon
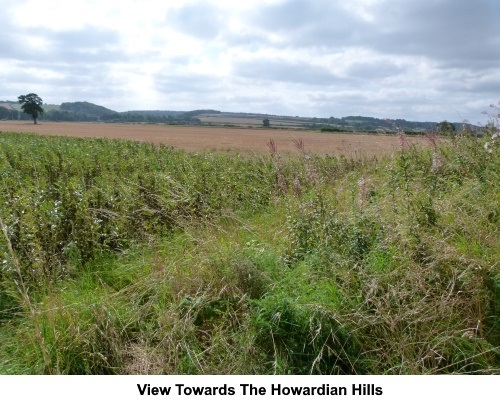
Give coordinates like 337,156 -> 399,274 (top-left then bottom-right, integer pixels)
436,120 -> 456,135
18,93 -> 44,124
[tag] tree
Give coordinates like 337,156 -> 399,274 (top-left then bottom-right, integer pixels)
263,118 -> 270,127
18,93 -> 44,124
436,120 -> 455,135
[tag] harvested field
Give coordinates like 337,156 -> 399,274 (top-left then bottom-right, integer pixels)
197,115 -> 310,128
0,120 -> 425,156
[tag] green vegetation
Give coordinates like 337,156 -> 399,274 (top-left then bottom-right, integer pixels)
60,101 -> 117,118
2,99 -> 465,131
18,93 -> 44,124
0,106 -> 17,121
320,126 -> 344,133
313,115 -> 456,132
44,102 -> 204,124
436,120 -> 456,135
0,128 -> 498,374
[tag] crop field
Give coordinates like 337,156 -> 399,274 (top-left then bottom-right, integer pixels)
196,114 -> 312,128
0,126 -> 498,375
0,120 -> 424,156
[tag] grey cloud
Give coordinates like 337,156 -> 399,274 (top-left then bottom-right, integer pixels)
346,61 -> 405,80
0,35 -> 18,60
47,28 -> 120,49
241,0 -> 499,67
1,55 -> 126,103
1,26 -> 125,65
233,59 -> 341,86
222,31 -> 276,49
436,73 -> 500,94
3,0 -> 498,124
3,58 -> 118,87
463,78 -> 500,94
244,0 -> 365,49
166,4 -> 223,39
0,6 -> 18,58
371,0 -> 500,67
38,27 -> 125,63
254,0 -> 319,31
155,73 -> 223,95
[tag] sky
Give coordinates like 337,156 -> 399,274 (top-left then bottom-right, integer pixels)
1,0 -> 499,123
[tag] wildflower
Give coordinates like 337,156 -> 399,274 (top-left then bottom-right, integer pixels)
424,130 -> 438,149
432,152 -> 442,171
397,127 -> 409,151
293,178 -> 301,198
485,132 -> 499,154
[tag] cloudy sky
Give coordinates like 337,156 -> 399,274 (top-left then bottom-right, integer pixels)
1,0 -> 499,123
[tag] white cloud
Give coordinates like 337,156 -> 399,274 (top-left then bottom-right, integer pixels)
0,0 -> 499,123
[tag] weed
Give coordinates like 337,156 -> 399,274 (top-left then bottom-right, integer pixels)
0,122 -> 498,374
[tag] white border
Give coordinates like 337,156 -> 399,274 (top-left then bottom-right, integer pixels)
1,375 -> 497,405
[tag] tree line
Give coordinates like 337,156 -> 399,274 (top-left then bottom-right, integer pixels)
9,93 -> 462,133
11,95 -> 203,124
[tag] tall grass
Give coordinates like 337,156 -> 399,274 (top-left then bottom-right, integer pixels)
0,128 -> 498,374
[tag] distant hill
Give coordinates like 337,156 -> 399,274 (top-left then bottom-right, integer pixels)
338,116 -> 447,132
47,103 -> 206,124
123,110 -> 186,117
0,101 -> 17,108
1,99 -> 467,131
60,101 -> 118,117
0,105 -> 17,120
122,109 -> 221,118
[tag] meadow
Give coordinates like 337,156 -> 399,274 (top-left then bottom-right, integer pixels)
0,126 -> 498,374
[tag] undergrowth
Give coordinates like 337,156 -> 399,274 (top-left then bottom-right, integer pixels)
0,126 -> 498,374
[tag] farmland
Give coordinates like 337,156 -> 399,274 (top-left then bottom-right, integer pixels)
0,126 -> 498,375
195,112 -> 313,128
0,120 -> 425,156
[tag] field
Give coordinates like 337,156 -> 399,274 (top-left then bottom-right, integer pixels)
0,120 -> 424,156
0,126 -> 498,375
196,113 -> 313,128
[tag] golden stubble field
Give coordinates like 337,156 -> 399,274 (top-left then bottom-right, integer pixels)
0,121 -> 425,156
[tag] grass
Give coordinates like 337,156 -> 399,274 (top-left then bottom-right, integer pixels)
0,127 -> 498,374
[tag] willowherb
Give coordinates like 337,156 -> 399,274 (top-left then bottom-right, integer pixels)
385,119 -> 409,151
460,119 -> 477,135
424,130 -> 442,171
424,130 -> 438,150
267,138 -> 288,194
431,151 -> 442,171
397,127 -> 409,151
293,138 -> 320,185
292,177 -> 301,198
267,138 -> 278,158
